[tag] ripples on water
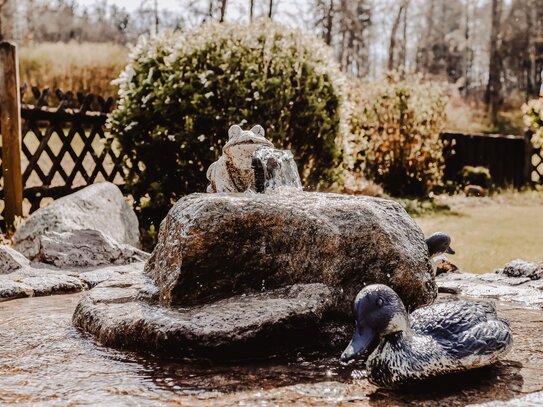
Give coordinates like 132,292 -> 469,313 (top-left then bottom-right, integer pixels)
0,294 -> 351,405
0,294 -> 540,406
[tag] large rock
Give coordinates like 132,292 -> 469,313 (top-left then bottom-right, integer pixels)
13,182 -> 140,259
35,229 -> 149,268
145,191 -> 436,310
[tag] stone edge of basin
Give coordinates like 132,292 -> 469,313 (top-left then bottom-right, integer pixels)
72,271 -> 351,359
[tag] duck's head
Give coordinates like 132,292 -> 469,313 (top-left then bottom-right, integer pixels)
340,284 -> 409,363
426,232 -> 455,257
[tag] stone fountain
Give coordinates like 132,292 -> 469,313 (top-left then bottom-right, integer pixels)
72,124 -> 436,359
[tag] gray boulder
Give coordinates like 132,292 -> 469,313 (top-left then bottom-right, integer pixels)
0,245 -> 30,274
13,182 -> 140,259
36,229 -> 149,268
497,259 -> 543,280
145,191 -> 436,310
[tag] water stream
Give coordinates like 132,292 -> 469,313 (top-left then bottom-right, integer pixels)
1,294 -> 542,406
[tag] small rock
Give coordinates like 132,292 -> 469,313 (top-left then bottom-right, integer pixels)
0,245 -> 30,274
13,182 -> 140,259
36,229 -> 150,268
464,184 -> 486,197
21,274 -> 87,296
433,255 -> 459,275
437,270 -> 543,307
0,279 -> 33,300
496,259 -> 543,280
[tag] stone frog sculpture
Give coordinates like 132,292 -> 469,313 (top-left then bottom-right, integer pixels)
206,124 -> 274,193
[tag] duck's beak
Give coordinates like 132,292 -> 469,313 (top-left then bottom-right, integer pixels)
340,326 -> 377,362
446,246 -> 455,255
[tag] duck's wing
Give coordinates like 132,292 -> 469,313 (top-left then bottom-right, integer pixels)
410,301 -> 513,358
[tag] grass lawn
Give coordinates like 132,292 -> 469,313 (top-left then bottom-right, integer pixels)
415,194 -> 543,274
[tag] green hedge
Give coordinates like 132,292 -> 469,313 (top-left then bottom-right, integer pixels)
110,21 -> 343,227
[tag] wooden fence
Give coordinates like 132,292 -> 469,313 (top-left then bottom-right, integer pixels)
0,41 -> 124,230
440,131 -> 541,187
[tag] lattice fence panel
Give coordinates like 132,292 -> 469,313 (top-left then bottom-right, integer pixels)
532,146 -> 543,183
19,86 -> 125,212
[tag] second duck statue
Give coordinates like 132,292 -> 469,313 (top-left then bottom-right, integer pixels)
341,284 -> 513,388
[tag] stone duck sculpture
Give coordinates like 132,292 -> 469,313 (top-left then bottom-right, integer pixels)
426,232 -> 455,258
340,284 -> 513,389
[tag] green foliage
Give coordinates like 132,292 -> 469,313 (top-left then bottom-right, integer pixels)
522,95 -> 543,146
110,21 -> 343,226
346,73 -> 448,197
461,166 -> 492,189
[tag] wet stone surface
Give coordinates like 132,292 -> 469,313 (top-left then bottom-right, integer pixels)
0,261 -> 145,301
146,191 -> 436,310
0,292 -> 542,406
437,271 -> 543,307
73,276 -> 350,358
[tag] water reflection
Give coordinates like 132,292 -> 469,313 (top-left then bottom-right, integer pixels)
0,293 -> 540,406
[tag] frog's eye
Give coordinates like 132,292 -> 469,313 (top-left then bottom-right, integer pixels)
250,124 -> 265,137
228,124 -> 242,139
376,297 -> 384,307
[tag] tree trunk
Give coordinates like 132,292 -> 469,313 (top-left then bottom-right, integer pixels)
388,0 -> 407,71
399,0 -> 409,71
220,0 -> 227,22
154,0 -> 159,34
485,0 -> 503,126
249,0 -> 254,21
268,0 -> 273,19
324,0 -> 334,46
208,0 -> 214,18
463,2 -> 471,96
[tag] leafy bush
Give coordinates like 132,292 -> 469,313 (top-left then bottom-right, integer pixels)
522,94 -> 543,146
346,73 -> 448,197
461,166 -> 492,189
110,21 -> 343,227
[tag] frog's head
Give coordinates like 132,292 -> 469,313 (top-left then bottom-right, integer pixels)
223,125 -> 274,158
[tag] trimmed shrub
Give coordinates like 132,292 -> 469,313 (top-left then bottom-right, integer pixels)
461,165 -> 492,189
109,21 -> 343,227
522,94 -> 543,146
346,73 -> 448,197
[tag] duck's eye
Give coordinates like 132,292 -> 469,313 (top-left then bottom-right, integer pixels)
376,297 -> 384,307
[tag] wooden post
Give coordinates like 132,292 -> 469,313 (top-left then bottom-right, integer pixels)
0,41 -> 23,230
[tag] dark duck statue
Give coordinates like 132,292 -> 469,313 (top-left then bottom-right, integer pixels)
426,232 -> 455,258
340,284 -> 513,389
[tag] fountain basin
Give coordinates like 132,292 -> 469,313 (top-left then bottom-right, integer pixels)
73,190 -> 436,359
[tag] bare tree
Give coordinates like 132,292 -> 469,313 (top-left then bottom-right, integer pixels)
485,0 -> 503,125
388,0 -> 409,71
249,0 -> 254,21
268,0 -> 273,19
219,0 -> 227,22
